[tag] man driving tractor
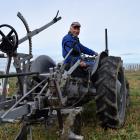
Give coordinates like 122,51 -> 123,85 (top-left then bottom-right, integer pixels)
62,22 -> 98,69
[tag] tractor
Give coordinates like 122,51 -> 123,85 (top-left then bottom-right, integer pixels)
0,11 -> 129,140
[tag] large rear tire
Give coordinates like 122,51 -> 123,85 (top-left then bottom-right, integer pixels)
95,56 -> 128,128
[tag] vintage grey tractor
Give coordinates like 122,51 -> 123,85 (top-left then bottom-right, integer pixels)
0,11 -> 129,140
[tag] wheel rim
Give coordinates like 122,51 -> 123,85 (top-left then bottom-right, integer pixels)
116,67 -> 126,123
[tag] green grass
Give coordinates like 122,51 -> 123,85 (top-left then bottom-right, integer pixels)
0,71 -> 140,140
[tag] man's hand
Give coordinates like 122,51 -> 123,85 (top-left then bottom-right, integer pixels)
94,52 -> 98,56
80,61 -> 87,67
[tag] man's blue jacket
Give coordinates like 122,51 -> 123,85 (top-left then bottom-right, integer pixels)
62,33 -> 96,64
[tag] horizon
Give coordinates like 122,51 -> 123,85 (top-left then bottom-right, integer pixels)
0,57 -> 139,72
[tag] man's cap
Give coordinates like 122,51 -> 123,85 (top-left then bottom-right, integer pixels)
71,22 -> 81,27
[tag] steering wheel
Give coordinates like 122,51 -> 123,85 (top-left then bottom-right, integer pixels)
0,24 -> 18,55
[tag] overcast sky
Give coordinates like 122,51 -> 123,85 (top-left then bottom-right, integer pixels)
0,0 -> 140,63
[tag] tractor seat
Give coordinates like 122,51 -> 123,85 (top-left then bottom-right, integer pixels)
64,63 -> 89,78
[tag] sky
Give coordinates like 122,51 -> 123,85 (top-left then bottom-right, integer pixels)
0,0 -> 140,63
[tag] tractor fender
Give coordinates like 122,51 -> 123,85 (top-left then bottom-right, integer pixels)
30,55 -> 56,80
31,55 -> 56,73
92,51 -> 108,75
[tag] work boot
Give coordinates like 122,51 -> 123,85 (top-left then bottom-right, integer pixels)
68,131 -> 84,140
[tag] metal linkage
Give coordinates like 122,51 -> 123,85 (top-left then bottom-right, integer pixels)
0,72 -> 39,78
1,78 -> 47,120
17,12 -> 32,56
18,11 -> 61,45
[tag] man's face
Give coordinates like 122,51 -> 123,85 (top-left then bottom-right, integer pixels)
70,26 -> 80,37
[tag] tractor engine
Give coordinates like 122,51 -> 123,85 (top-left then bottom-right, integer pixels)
64,78 -> 89,98
62,75 -> 96,107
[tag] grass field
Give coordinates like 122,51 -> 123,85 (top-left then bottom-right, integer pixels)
0,71 -> 140,140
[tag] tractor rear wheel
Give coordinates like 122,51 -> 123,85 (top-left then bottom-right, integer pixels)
95,56 -> 129,128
